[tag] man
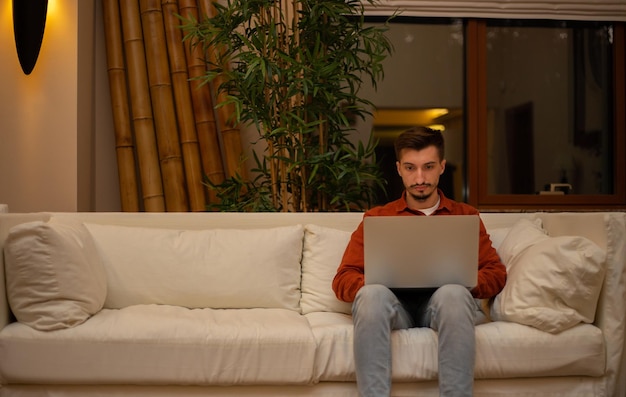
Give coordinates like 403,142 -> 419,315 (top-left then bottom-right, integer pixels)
332,126 -> 506,397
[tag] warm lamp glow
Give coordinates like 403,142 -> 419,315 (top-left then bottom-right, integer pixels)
47,0 -> 58,16
427,124 -> 446,131
372,108 -> 450,127
426,108 -> 449,119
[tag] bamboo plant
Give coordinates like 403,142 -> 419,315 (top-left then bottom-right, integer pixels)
183,0 -> 393,212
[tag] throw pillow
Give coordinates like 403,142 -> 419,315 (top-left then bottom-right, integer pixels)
301,224 -> 353,314
495,218 -> 548,265
486,227 -> 511,251
492,218 -> 606,333
3,216 -> 107,331
84,223 -> 304,311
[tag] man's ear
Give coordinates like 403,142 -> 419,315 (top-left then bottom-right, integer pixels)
440,159 -> 446,175
396,161 -> 401,176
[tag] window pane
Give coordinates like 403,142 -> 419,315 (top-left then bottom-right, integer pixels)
486,21 -> 614,195
361,19 -> 466,203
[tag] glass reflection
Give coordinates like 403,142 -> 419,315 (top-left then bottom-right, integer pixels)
361,19 -> 465,203
486,21 -> 614,195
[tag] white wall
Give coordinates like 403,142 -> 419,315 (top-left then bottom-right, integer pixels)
93,0 -> 120,211
0,0 -> 120,212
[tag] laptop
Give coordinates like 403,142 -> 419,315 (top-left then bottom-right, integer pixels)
363,215 -> 479,289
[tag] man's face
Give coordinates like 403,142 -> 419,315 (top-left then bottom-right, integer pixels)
396,145 -> 446,209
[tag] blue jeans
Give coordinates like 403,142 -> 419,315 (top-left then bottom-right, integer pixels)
352,284 -> 486,397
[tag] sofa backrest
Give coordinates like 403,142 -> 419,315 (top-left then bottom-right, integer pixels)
54,211 -> 364,231
0,212 -> 364,323
0,211 -> 621,321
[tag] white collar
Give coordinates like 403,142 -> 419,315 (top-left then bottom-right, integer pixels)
418,195 -> 441,216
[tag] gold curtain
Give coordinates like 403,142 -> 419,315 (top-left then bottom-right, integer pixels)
102,0 -> 246,211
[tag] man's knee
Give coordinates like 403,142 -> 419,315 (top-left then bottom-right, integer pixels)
429,284 -> 475,323
353,284 -> 397,317
428,285 -> 477,352
432,284 -> 473,304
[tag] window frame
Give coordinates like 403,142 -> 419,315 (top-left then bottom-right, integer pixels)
465,21 -> 626,210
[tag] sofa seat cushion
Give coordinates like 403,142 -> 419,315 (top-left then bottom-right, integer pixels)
474,321 -> 605,378
305,313 -> 605,382
0,305 -> 317,386
306,312 -> 439,382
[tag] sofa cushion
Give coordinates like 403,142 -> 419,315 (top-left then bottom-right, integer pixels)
492,218 -> 606,333
495,218 -> 547,265
305,311 -> 438,382
84,223 -> 304,311
304,312 -> 604,382
475,321 -> 605,378
0,305 -> 317,385
301,224 -> 352,315
3,217 -> 107,331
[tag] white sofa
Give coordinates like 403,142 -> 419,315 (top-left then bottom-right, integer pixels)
0,211 -> 625,397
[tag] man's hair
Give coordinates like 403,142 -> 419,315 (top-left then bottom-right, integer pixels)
394,126 -> 445,161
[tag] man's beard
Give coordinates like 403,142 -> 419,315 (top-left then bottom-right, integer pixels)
408,184 -> 434,202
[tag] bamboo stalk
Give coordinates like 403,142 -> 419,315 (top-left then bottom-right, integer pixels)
119,0 -> 166,211
318,9 -> 330,211
275,1 -> 289,211
258,3 -> 278,209
179,0 -> 224,205
267,141 -> 278,209
214,102 -> 247,179
198,0 -> 247,181
291,0 -> 307,212
161,0 -> 206,211
280,137 -> 289,211
140,0 -> 188,212
101,0 -> 140,211
318,121 -> 326,211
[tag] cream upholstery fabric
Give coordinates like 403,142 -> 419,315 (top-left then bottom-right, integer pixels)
0,305 -> 316,385
486,227 -> 511,251
301,224 -> 353,315
493,218 -> 606,333
0,211 -> 623,396
84,223 -> 304,311
3,217 -> 106,331
474,322 -> 605,378
306,311 -> 604,382
306,311 -> 439,382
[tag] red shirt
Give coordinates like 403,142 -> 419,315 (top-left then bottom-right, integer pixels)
332,190 -> 506,302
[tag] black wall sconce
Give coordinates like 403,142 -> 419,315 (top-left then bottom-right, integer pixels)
13,0 -> 49,75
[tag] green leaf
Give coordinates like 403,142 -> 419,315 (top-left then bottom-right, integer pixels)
184,0 -> 393,212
